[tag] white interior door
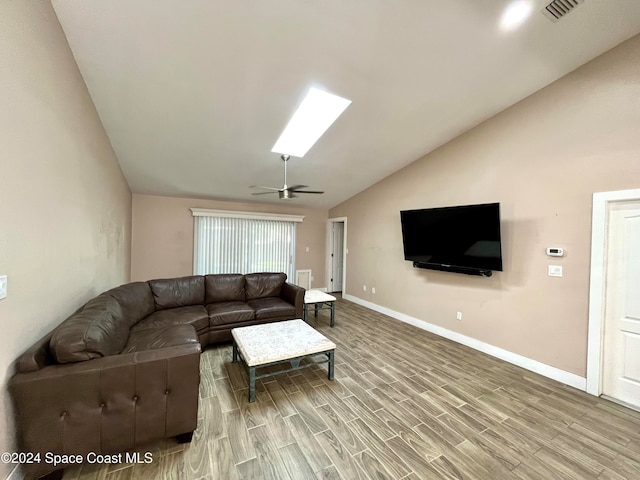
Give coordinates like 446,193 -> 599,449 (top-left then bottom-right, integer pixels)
602,200 -> 640,408
330,222 -> 344,292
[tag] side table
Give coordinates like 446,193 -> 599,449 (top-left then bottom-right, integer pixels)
303,290 -> 336,327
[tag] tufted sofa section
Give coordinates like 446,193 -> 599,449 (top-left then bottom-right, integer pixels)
10,327 -> 201,479
9,272 -> 304,479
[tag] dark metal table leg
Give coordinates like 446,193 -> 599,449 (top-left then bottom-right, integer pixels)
249,366 -> 256,402
232,341 -> 238,362
314,303 -> 319,317
303,304 -> 308,322
330,302 -> 335,327
327,350 -> 335,380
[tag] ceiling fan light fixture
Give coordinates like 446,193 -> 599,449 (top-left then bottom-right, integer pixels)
279,190 -> 292,200
272,87 -> 351,158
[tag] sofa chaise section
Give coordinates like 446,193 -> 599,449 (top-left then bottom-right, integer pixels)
9,272 -> 304,478
10,296 -> 201,479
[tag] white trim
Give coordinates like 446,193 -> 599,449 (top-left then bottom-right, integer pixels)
586,188 -> 640,396
190,208 -> 304,223
326,217 -> 348,294
343,293 -> 586,391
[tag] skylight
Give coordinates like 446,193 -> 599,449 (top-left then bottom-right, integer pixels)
272,87 -> 352,158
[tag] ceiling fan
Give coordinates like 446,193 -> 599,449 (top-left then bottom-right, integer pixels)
250,154 -> 324,199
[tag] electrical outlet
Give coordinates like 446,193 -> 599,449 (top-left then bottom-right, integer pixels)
372,287 -> 376,294
456,311 -> 462,321
0,275 -> 7,300
363,285 -> 367,292
548,265 -> 563,277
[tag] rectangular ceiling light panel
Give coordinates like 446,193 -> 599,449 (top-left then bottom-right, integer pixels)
272,87 -> 351,157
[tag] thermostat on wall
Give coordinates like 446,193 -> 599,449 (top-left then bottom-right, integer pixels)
546,247 -> 564,257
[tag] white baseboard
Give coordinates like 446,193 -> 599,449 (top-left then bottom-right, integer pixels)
343,294 -> 587,391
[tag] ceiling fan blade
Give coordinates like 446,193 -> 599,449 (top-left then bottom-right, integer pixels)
249,157 -> 321,199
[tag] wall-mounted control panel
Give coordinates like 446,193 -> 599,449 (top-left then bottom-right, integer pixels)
546,247 -> 564,257
0,275 -> 7,299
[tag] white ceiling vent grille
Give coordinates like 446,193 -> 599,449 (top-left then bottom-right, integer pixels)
542,0 -> 584,22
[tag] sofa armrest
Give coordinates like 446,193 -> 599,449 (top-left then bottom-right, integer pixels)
281,282 -> 305,319
9,343 -> 200,477
14,330 -> 57,373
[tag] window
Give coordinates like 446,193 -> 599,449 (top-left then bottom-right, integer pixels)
191,209 -> 303,280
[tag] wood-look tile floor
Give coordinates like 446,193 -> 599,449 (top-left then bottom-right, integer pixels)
63,296 -> 640,480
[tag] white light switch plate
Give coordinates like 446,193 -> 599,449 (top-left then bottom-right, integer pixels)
0,275 -> 7,299
548,265 -> 563,277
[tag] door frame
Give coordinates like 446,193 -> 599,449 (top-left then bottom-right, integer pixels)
587,188 -> 640,395
326,217 -> 347,294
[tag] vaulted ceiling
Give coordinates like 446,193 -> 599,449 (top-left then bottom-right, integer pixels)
51,0 -> 640,208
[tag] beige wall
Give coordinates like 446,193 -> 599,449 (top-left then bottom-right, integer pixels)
330,35 -> 640,378
131,194 -> 328,287
0,3 -> 131,478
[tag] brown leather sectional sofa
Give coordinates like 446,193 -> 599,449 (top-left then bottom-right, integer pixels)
9,272 -> 304,479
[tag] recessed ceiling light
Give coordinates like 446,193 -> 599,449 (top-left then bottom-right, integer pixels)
500,1 -> 533,31
272,87 -> 351,158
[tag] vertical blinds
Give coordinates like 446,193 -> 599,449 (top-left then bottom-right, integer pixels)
193,215 -> 296,280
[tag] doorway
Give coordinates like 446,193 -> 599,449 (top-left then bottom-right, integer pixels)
587,189 -> 640,411
327,218 -> 347,294
601,200 -> 640,408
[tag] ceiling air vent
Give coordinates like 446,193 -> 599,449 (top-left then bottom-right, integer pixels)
542,0 -> 584,22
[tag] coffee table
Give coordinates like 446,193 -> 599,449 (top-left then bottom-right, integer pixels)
304,290 -> 337,327
231,319 -> 336,402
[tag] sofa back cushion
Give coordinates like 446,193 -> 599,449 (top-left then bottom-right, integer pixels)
49,294 -> 129,364
105,282 -> 155,327
205,274 -> 246,303
148,276 -> 205,310
245,272 -> 287,300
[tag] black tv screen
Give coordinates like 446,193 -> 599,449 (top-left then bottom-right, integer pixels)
400,202 -> 503,273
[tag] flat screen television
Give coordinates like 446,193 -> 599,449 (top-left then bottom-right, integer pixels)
400,202 -> 503,276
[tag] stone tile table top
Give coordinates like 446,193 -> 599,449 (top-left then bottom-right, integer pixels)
304,290 -> 337,304
231,319 -> 336,367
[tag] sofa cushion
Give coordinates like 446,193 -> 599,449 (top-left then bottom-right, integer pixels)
205,274 -> 245,303
245,273 -> 287,300
247,297 -> 295,320
121,324 -> 200,354
104,282 -> 155,327
132,305 -> 210,333
49,294 -> 127,364
207,301 -> 255,326
148,276 -> 205,310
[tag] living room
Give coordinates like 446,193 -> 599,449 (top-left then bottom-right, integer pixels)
2,1 -> 640,479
